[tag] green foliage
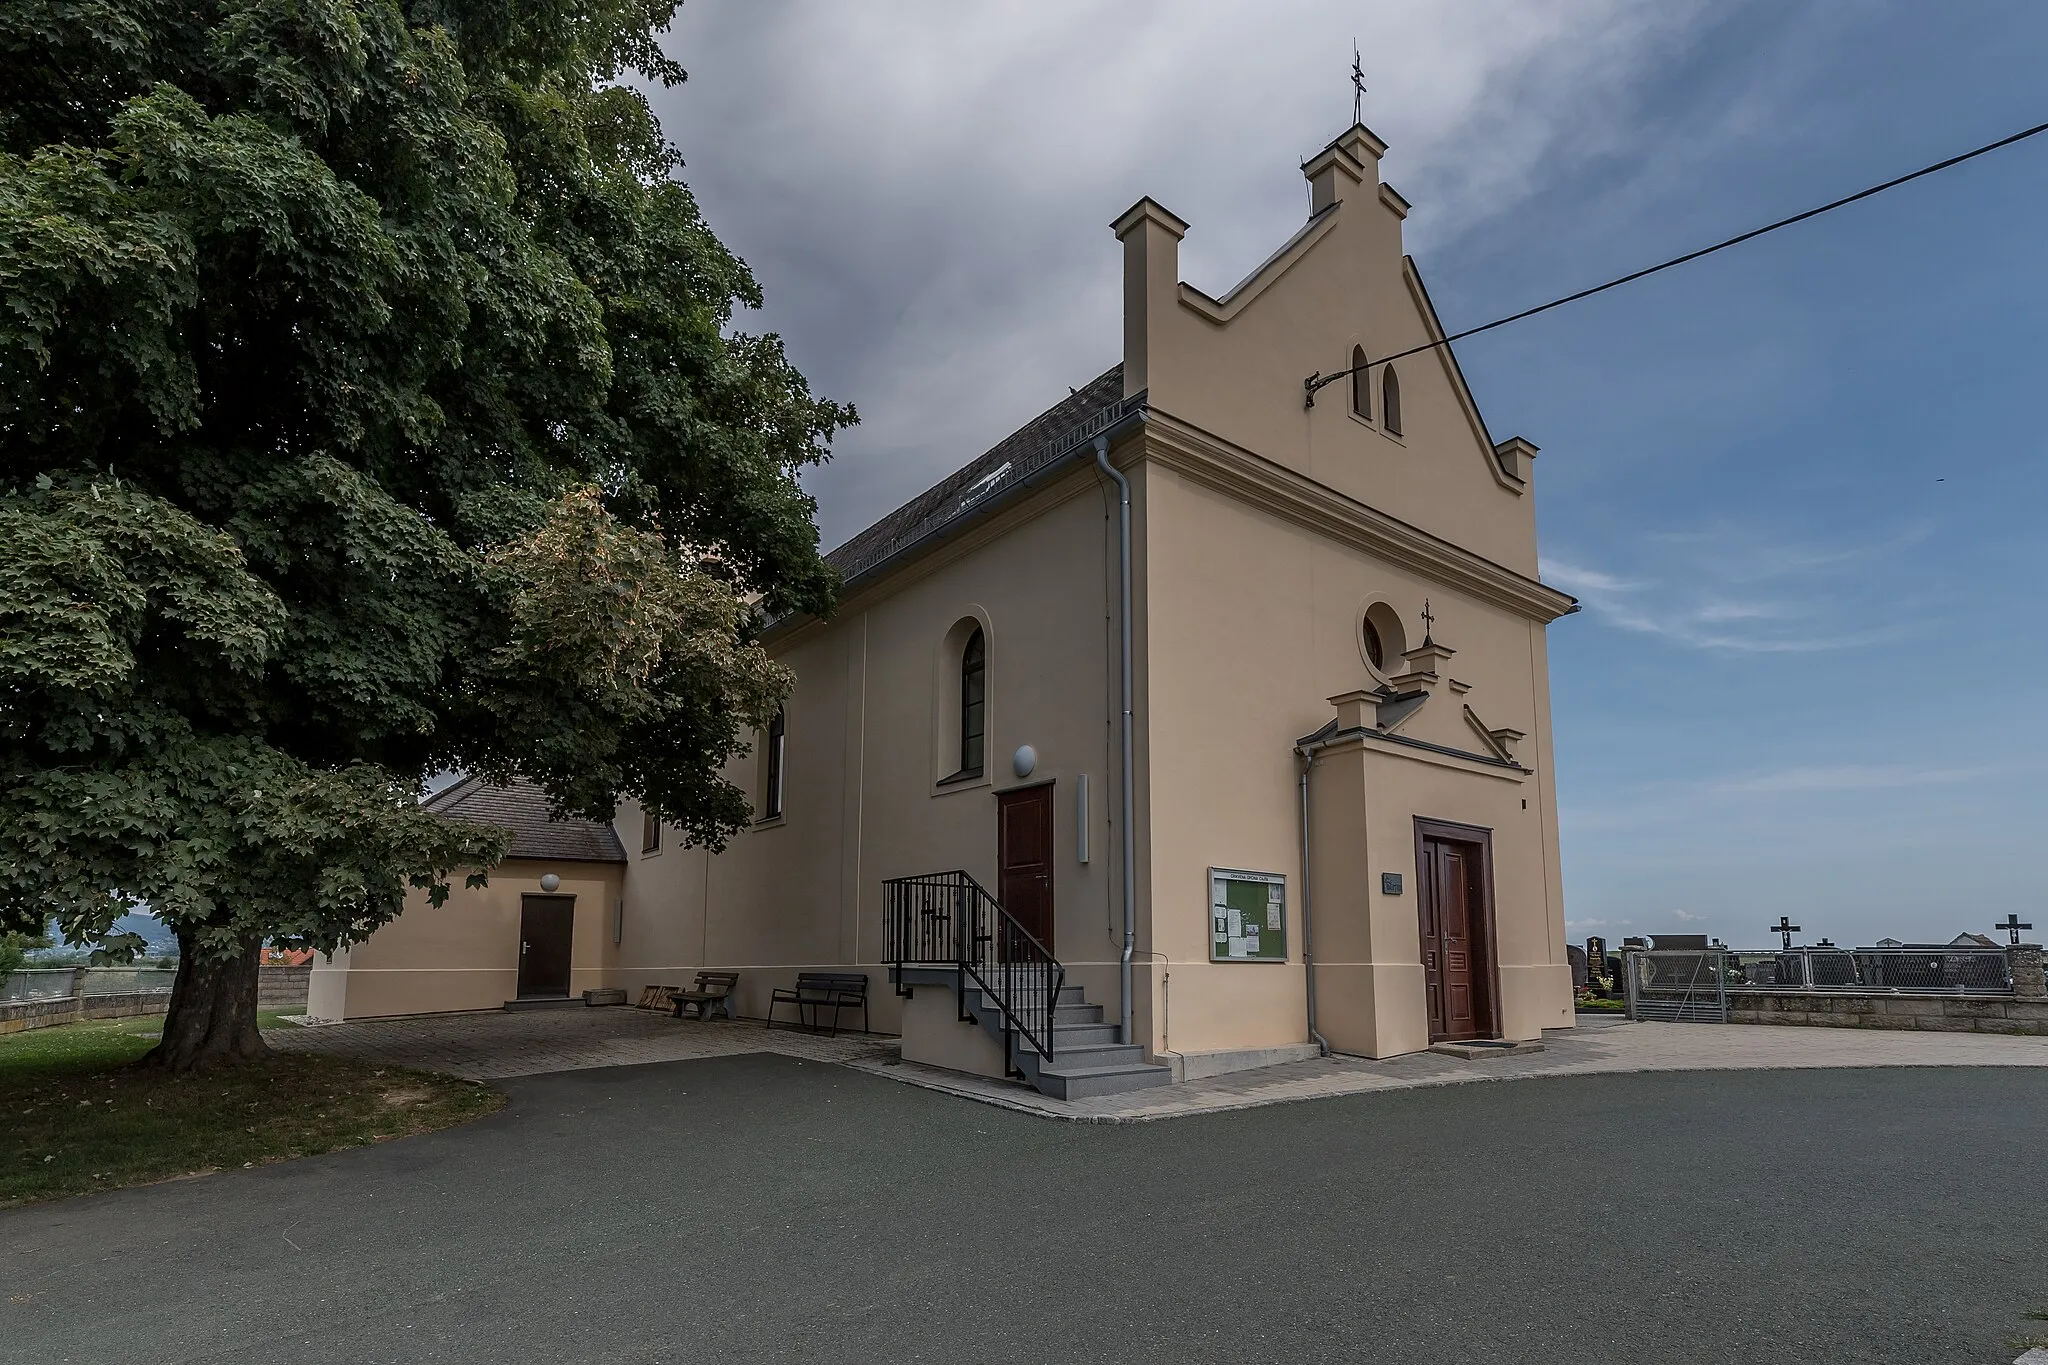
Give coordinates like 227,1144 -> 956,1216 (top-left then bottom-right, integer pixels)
0,927 -> 54,989
0,1 -> 852,966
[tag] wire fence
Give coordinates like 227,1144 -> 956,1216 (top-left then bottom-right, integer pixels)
1724,948 -> 2010,994
1624,945 -> 2018,1023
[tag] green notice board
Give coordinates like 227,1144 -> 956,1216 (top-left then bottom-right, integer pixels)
1210,868 -> 1287,962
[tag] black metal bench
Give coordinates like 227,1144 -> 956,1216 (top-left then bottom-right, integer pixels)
670,971 -> 740,1022
766,972 -> 869,1037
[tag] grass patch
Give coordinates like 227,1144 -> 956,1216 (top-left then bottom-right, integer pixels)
1,1014 -> 503,1207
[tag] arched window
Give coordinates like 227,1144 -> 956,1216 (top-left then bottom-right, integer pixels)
1381,365 -> 1403,437
1349,346 -> 1370,420
763,705 -> 786,820
959,627 -> 986,778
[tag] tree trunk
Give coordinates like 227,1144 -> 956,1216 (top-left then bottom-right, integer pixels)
144,930 -> 270,1071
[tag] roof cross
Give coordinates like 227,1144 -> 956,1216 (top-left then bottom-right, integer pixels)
1769,915 -> 1801,950
1996,913 -> 2033,945
1351,42 -> 1367,127
1419,598 -> 1435,644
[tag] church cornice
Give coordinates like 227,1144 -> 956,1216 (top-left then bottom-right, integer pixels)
1140,410 -> 1578,624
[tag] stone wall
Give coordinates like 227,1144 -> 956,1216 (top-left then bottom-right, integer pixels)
1726,990 -> 2048,1036
0,966 -> 311,1035
259,965 -> 312,1010
0,991 -> 170,1035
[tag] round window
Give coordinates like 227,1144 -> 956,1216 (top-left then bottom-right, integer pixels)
1360,601 -> 1407,678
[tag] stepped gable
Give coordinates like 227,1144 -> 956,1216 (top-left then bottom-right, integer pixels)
825,363 -> 1126,584
424,776 -> 626,863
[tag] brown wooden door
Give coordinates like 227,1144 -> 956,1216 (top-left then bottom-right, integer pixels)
517,894 -> 575,998
1417,826 -> 1494,1042
997,784 -> 1056,950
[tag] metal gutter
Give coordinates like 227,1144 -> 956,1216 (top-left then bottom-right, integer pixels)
1094,433 -> 1138,1047
1293,719 -> 1341,1057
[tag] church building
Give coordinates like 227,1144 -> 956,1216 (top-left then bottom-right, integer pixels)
309,121 -> 1580,1100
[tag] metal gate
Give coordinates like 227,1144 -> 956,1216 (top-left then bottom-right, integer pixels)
1624,948 -> 1729,1022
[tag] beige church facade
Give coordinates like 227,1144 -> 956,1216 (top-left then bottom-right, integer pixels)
310,122 -> 1579,1097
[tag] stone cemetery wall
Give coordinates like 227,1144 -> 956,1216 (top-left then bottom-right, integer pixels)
259,965 -> 312,1010
1726,990 -> 2048,1036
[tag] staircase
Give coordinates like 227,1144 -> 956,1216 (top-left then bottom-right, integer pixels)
885,871 -> 1171,1102
898,968 -> 1170,1100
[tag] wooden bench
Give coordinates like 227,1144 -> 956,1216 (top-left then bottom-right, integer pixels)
766,972 -> 869,1037
669,971 -> 740,1022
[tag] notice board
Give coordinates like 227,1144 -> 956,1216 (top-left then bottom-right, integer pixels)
1210,868 -> 1287,962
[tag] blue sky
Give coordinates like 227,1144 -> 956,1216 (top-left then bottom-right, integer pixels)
651,1 -> 2048,949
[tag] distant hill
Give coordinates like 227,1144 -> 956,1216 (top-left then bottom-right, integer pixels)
30,912 -> 179,959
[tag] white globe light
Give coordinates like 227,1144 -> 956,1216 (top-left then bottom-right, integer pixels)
1012,745 -> 1037,779
539,873 -> 561,893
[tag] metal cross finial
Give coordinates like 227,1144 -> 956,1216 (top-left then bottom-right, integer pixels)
1770,915 -> 1801,950
1996,913 -> 2033,945
1351,42 -> 1367,127
1419,598 -> 1435,643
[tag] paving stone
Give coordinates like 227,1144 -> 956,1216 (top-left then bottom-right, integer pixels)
266,1010 -> 2048,1122
268,1008 -> 890,1081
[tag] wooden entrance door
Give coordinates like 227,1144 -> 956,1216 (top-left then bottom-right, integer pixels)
517,894 -> 575,999
1415,821 -> 1497,1042
997,784 -> 1056,950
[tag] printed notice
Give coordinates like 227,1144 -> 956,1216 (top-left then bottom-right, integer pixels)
1209,868 -> 1287,963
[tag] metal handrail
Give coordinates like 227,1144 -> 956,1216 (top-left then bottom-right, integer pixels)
884,870 -> 1063,1064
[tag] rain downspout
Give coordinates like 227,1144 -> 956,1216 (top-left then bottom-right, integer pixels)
1295,732 -> 1340,1058
1094,433 -> 1137,1047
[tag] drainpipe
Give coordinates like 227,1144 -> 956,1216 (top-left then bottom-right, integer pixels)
1294,732 -> 1343,1058
1094,434 -> 1137,1047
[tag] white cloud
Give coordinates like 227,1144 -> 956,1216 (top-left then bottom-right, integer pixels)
1711,763 -> 2005,797
1541,543 -> 1914,654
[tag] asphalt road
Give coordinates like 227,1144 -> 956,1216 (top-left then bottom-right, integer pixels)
3,1055 -> 2044,1364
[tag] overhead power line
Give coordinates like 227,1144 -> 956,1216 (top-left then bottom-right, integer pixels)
1305,116 -> 2048,406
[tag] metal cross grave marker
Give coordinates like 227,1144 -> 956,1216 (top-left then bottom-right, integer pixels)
1996,913 -> 2033,945
1770,915 -> 1801,950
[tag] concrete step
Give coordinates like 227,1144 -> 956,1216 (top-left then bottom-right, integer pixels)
1032,1061 -> 1174,1101
1036,1041 -> 1151,1072
970,983 -> 1085,1006
943,973 -> 1176,1101
1049,1021 -> 1121,1047
966,991 -> 1103,1026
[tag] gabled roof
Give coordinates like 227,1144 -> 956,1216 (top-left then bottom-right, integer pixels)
423,776 -> 627,864
824,364 -> 1133,587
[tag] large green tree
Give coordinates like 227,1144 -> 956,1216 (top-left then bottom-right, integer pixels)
0,1 -> 852,1067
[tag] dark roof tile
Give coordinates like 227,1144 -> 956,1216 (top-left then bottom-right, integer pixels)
424,776 -> 627,864
824,364 -> 1131,584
